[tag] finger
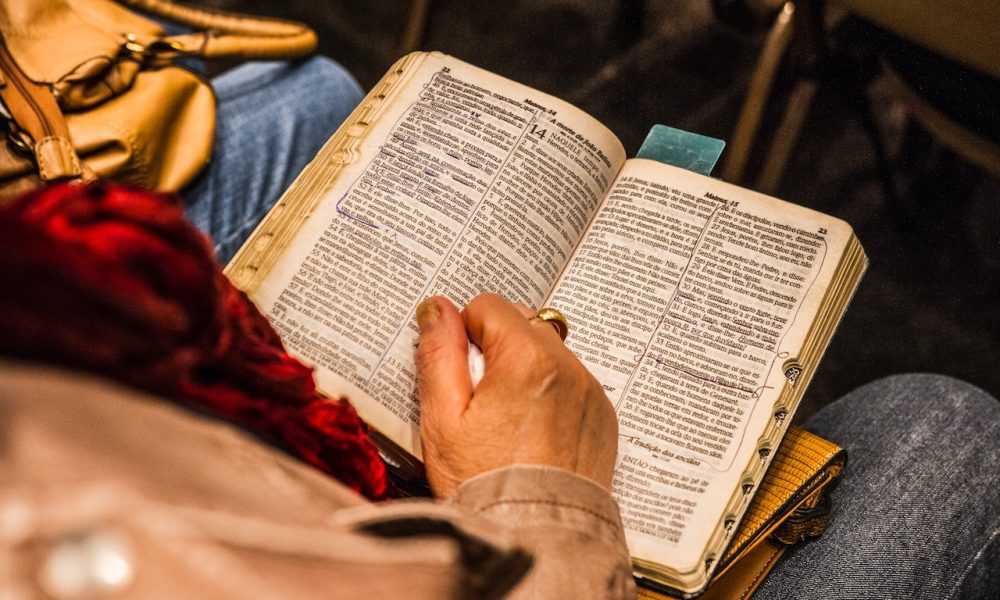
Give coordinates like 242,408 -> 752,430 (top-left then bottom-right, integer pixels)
415,296 -> 472,419
528,316 -> 567,342
511,303 -> 536,319
462,293 -> 533,350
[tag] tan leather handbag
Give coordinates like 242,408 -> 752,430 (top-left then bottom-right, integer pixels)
0,0 -> 317,201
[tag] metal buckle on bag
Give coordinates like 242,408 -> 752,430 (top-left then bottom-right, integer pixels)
122,33 -> 148,61
6,127 -> 33,157
1,101 -> 34,158
122,33 -> 185,65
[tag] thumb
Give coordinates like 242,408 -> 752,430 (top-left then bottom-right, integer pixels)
415,296 -> 472,423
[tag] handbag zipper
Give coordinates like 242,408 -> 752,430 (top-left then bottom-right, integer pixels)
0,36 -> 83,181
0,42 -> 56,143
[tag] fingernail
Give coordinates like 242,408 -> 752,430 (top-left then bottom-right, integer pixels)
415,297 -> 440,331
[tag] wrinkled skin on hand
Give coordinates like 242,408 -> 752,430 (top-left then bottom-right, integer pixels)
415,293 -> 618,499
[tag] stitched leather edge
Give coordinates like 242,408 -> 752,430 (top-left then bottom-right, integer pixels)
738,545 -> 784,600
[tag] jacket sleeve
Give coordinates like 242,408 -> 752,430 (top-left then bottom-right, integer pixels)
448,464 -> 637,599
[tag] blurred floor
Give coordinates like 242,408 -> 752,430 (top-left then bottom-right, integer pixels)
203,0 -> 1000,417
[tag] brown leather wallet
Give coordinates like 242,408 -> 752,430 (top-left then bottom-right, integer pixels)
638,426 -> 846,599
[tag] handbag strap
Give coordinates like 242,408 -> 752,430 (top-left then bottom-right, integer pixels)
0,37 -> 92,184
118,0 -> 317,60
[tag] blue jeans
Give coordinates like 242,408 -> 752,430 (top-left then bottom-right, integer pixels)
758,374 -> 1000,599
183,58 -> 1000,599
183,56 -> 363,263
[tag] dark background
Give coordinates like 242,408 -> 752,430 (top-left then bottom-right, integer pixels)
203,0 -> 999,419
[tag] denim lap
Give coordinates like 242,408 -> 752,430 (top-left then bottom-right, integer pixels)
183,56 -> 363,263
757,374 -> 1000,599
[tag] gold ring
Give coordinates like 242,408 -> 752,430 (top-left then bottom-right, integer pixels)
530,307 -> 569,341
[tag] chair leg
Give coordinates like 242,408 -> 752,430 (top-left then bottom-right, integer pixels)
720,2 -> 797,185
399,0 -> 432,55
754,78 -> 818,194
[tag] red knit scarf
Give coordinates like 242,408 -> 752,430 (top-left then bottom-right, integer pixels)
0,183 -> 387,500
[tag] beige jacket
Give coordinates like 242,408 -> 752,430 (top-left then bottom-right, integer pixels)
0,362 -> 636,599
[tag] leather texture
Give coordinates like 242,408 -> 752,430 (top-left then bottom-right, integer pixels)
0,40 -> 89,192
690,540 -> 786,600
0,0 -> 317,200
638,427 -> 845,599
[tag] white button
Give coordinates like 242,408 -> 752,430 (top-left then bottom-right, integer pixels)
39,529 -> 135,598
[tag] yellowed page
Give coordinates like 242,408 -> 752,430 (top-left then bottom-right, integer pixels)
546,158 -> 853,581
234,53 -> 625,458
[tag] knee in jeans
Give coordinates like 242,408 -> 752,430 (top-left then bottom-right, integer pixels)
861,373 -> 994,414
291,56 -> 363,106
835,373 -> 998,444
274,57 -> 363,137
808,373 -> 999,451
306,56 -> 361,89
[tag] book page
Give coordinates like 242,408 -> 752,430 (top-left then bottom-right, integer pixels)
242,53 -> 625,457
546,159 -> 851,573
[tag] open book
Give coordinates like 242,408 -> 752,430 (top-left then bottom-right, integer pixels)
226,51 -> 867,597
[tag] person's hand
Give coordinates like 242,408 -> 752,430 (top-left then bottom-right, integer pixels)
415,293 -> 618,498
